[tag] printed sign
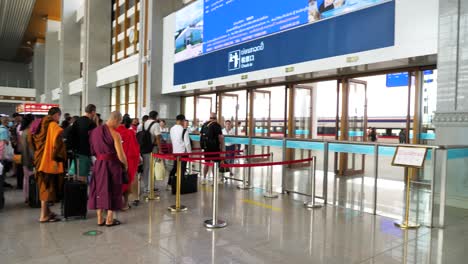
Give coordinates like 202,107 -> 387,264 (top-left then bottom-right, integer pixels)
392,146 -> 428,168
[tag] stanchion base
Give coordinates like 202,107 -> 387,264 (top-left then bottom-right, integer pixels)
394,221 -> 420,229
237,184 -> 253,190
263,192 -> 279,198
168,205 -> 188,212
204,219 -> 227,229
145,196 -> 160,202
304,201 -> 323,209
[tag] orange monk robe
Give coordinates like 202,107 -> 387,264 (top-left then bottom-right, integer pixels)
32,116 -> 66,202
38,120 -> 65,174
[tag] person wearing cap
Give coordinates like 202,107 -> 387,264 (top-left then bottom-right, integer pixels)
167,114 -> 192,190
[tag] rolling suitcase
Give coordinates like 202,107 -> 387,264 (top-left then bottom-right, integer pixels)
62,157 -> 87,220
28,175 -> 41,208
171,173 -> 198,195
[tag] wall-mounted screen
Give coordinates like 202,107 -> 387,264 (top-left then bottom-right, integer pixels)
174,0 -> 390,63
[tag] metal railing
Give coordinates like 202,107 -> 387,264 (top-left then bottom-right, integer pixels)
187,133 -> 468,228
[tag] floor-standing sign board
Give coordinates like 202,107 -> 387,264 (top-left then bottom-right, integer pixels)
391,146 -> 428,229
392,146 -> 428,168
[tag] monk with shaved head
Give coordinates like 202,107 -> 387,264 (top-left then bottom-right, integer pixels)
88,111 -> 128,227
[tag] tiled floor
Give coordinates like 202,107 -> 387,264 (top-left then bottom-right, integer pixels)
1,173 -> 468,264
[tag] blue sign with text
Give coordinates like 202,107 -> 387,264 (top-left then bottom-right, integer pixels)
174,1 -> 395,86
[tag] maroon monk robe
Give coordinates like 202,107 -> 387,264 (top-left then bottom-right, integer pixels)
88,125 -> 123,211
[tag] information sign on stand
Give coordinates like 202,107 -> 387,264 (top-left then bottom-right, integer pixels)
392,146 -> 428,168
391,146 -> 428,229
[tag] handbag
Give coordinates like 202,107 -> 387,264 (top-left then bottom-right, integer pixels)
154,159 -> 166,181
3,143 -> 14,161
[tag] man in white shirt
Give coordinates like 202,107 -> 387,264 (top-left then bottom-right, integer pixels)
168,114 -> 192,190
222,120 -> 236,176
139,111 -> 162,193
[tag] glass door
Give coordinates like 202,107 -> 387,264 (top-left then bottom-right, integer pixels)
289,86 -> 313,165
249,90 -> 271,157
338,79 -> 368,176
219,93 -> 239,134
194,95 -> 214,131
252,90 -> 271,137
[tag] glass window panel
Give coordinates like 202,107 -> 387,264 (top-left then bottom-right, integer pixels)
184,97 -> 194,122
120,85 -> 126,105
111,88 -> 117,106
127,103 -> 136,119
128,83 -> 136,103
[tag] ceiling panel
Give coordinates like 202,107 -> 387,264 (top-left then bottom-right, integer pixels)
0,0 -> 36,61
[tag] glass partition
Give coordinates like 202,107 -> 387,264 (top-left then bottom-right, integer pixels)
433,148 -> 468,227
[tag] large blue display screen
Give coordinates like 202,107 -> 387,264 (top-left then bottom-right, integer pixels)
174,1 -> 395,85
174,0 -> 391,63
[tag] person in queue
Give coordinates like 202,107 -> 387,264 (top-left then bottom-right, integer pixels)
116,114 -> 140,210
10,113 -> 22,153
131,118 -> 139,131
69,104 -> 97,182
88,111 -> 128,227
138,111 -> 162,193
32,107 -> 66,223
11,113 -> 23,189
61,113 -> 71,129
200,112 -> 224,185
159,120 -> 169,133
0,117 -> 13,188
222,120 -> 236,176
137,115 -> 149,131
168,114 -> 192,190
19,114 -> 35,204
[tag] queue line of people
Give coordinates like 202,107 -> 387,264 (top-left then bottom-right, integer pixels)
0,106 -> 236,227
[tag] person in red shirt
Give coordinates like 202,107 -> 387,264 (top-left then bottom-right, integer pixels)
116,115 -> 140,210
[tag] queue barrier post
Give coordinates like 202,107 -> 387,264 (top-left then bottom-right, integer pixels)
237,155 -> 252,190
304,157 -> 323,209
394,167 -> 420,229
204,162 -> 227,229
264,152 -> 279,198
146,153 -> 160,201
237,148 -> 253,190
168,156 -> 188,212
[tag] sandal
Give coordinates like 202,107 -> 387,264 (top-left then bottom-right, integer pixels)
106,219 -> 121,227
49,212 -> 58,219
39,215 -> 61,223
98,221 -> 106,226
121,204 -> 131,211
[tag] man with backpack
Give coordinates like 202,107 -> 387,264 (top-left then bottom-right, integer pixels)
137,111 -> 162,193
68,104 -> 97,183
200,113 -> 224,185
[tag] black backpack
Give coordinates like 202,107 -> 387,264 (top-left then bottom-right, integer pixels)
137,121 -> 156,154
200,121 -> 217,150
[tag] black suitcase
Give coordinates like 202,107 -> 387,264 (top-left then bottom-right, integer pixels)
28,176 -> 41,208
171,173 -> 198,195
61,179 -> 87,220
